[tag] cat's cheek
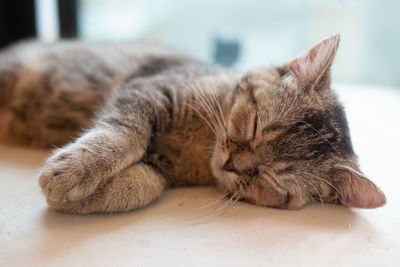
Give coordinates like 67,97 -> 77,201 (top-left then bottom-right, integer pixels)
210,147 -> 229,178
210,150 -> 236,193
210,153 -> 223,182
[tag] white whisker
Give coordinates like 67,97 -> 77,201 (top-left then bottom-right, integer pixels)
335,164 -> 366,179
183,103 -> 219,137
297,174 -> 324,205
308,172 -> 343,198
199,192 -> 230,210
297,120 -> 344,159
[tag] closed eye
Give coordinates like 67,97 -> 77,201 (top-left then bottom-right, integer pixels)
229,110 -> 258,148
262,123 -> 285,135
253,112 -> 258,139
244,168 -> 259,178
229,138 -> 248,149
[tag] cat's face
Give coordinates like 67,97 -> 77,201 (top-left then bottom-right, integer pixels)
211,35 -> 386,209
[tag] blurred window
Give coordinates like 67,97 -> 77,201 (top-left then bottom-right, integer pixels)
34,0 -> 400,87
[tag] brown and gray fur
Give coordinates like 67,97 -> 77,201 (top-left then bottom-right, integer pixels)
0,36 -> 386,214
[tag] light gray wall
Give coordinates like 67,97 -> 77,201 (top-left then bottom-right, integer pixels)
77,0 -> 400,87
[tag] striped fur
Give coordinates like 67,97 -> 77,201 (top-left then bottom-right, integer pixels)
0,36 -> 385,214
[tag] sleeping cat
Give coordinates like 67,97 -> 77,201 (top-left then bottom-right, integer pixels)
0,35 -> 386,214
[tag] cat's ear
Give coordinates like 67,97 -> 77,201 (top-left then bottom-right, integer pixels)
287,35 -> 340,91
330,165 -> 386,209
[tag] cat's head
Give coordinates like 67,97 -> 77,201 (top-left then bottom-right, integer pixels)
211,35 -> 386,209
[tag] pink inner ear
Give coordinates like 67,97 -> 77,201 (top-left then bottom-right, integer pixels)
288,59 -> 301,74
288,35 -> 339,83
289,41 -> 322,72
339,177 -> 386,209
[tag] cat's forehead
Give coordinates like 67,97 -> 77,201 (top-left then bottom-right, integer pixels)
239,68 -> 282,92
238,68 -> 299,102
234,69 -> 307,123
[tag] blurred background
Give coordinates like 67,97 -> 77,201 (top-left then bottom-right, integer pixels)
0,0 -> 399,87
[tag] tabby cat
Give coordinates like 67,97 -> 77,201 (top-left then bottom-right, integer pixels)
0,35 -> 386,214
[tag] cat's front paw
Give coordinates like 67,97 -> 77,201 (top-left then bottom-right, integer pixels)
39,147 -> 102,204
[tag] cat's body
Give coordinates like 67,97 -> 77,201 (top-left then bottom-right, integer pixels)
0,40 -> 229,185
0,36 -> 386,214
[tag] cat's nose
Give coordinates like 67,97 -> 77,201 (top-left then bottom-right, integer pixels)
223,155 -> 237,173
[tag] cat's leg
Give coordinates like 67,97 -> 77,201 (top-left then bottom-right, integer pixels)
0,56 -> 111,147
39,86 -> 171,207
46,162 -> 167,214
39,122 -> 151,204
